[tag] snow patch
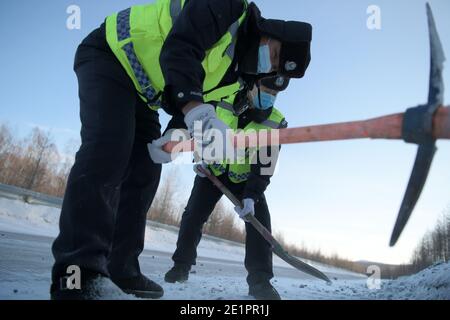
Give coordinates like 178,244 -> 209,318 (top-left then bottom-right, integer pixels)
369,262 -> 450,300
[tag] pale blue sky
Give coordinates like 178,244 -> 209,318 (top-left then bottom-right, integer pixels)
0,0 -> 449,264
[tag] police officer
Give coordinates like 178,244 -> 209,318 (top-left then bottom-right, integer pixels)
51,0 -> 312,300
164,76 -> 289,300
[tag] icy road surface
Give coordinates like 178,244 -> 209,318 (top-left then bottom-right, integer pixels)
0,230 -> 368,300
1,197 -> 449,300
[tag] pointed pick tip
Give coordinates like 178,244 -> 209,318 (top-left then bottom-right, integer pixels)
389,218 -> 407,247
389,216 -> 403,246
389,236 -> 398,247
389,220 -> 404,247
426,2 -> 433,16
426,3 -> 446,60
321,275 -> 332,284
426,3 -> 437,33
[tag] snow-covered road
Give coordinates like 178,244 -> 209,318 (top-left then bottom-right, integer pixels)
0,230 -> 368,300
1,197 -> 449,300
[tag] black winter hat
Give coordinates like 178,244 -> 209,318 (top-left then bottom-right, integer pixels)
248,3 -> 312,78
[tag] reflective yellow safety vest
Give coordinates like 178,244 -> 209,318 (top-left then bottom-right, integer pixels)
105,0 -> 247,110
204,81 -> 242,105
209,100 -> 286,184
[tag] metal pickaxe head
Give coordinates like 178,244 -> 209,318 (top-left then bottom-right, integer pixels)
389,3 -> 446,246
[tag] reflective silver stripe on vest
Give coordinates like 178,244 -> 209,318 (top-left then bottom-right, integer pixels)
212,163 -> 249,182
225,20 -> 240,59
116,8 -> 160,105
229,171 -> 250,182
122,42 -> 159,103
217,101 -> 234,112
170,0 -> 182,22
211,163 -> 226,174
117,8 -> 131,41
260,119 -> 281,129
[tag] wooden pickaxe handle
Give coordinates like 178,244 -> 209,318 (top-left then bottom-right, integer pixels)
163,106 -> 450,153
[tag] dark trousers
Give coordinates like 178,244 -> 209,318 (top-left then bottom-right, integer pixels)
173,175 -> 274,286
51,26 -> 162,283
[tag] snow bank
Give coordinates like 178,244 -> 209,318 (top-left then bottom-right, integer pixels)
0,197 -> 248,263
0,197 -> 362,277
370,262 -> 450,300
0,198 -> 59,236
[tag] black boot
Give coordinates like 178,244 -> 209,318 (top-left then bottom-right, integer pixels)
112,274 -> 164,299
51,270 -> 129,300
164,264 -> 190,283
248,281 -> 281,300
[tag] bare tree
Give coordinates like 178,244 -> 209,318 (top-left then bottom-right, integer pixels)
0,124 -> 71,196
443,206 -> 450,263
410,207 -> 450,273
21,128 -> 58,191
0,124 -> 14,178
53,160 -> 73,197
148,168 -> 181,226
203,200 -> 225,236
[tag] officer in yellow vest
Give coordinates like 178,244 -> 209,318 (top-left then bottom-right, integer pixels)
51,0 -> 312,300
164,76 -> 289,300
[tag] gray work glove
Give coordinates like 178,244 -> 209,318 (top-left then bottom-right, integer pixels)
234,198 -> 255,222
193,162 -> 209,178
147,129 -> 187,164
184,104 -> 232,163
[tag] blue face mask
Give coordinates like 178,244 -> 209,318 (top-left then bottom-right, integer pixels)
257,44 -> 272,74
253,90 -> 276,110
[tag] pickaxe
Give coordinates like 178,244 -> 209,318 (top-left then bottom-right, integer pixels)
164,4 -> 449,246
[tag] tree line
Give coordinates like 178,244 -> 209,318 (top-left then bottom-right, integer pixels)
0,124 -> 72,197
410,210 -> 450,272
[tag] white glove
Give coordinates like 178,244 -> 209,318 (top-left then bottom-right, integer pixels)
184,104 -> 232,163
147,129 -> 188,164
193,162 -> 209,178
234,198 -> 255,222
